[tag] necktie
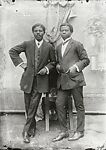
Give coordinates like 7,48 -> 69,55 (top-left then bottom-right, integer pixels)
35,44 -> 40,75
61,39 -> 70,57
62,39 -> 70,45
37,42 -> 40,47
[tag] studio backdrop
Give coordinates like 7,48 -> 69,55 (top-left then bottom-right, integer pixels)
0,0 -> 106,112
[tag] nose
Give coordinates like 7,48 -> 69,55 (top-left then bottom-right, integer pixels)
62,30 -> 66,34
37,31 -> 40,34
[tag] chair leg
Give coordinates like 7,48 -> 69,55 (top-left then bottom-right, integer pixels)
45,93 -> 49,131
68,96 -> 74,132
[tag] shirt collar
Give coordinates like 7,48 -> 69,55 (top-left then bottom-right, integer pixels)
35,39 -> 43,45
62,37 -> 72,45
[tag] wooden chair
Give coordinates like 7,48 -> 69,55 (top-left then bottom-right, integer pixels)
43,94 -> 74,131
45,93 -> 49,131
43,68 -> 74,131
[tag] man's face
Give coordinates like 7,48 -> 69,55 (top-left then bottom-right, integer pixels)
60,25 -> 72,40
33,26 -> 45,41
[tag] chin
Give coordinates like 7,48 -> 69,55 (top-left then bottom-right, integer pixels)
63,37 -> 67,40
36,38 -> 42,41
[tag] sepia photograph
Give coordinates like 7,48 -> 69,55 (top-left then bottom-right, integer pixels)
0,0 -> 106,149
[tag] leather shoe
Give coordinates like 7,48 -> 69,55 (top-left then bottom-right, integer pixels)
69,131 -> 75,138
22,132 -> 30,143
68,131 -> 84,141
52,132 -> 69,142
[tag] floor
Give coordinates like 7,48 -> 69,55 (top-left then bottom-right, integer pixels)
0,114 -> 106,150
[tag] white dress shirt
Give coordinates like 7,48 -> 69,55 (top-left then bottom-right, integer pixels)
61,37 -> 71,57
35,39 -> 43,48
61,37 -> 79,72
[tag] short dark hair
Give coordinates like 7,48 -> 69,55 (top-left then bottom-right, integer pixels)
60,23 -> 73,33
32,23 -> 45,33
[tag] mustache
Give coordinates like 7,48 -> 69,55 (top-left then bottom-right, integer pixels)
36,35 -> 41,38
36,33 -> 41,36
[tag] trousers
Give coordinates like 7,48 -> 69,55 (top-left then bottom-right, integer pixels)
56,86 -> 85,132
23,77 -> 42,135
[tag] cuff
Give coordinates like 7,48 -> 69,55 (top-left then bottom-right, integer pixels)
17,62 -> 24,68
74,64 -> 79,72
45,66 -> 49,74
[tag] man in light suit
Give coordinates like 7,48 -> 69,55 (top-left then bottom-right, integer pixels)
53,23 -> 90,142
9,23 -> 56,143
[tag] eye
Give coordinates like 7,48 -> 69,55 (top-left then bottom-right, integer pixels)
39,30 -> 43,32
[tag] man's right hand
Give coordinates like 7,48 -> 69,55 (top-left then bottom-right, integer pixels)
56,64 -> 61,73
20,62 -> 27,70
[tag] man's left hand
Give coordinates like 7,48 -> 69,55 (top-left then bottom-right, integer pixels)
37,68 -> 47,75
66,66 -> 77,74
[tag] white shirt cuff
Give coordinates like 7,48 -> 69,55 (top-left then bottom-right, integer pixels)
17,62 -> 24,67
45,66 -> 49,74
74,64 -> 79,72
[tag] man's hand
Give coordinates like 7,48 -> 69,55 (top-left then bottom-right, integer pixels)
20,62 -> 27,70
66,65 -> 77,74
56,64 -> 61,73
69,66 -> 77,73
37,68 -> 47,75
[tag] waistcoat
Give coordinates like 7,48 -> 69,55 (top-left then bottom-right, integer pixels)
34,44 -> 42,75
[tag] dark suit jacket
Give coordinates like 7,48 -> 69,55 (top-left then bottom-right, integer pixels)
9,39 -> 56,93
56,38 -> 90,90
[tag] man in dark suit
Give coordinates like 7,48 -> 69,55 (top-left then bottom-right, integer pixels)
53,23 -> 90,142
9,23 -> 56,143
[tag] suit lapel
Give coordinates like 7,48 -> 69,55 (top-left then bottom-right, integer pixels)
39,40 -> 46,60
58,44 -> 62,61
29,40 -> 35,65
37,40 -> 47,68
63,39 -> 74,58
29,40 -> 48,68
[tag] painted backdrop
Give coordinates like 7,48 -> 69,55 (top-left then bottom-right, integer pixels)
0,0 -> 106,112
